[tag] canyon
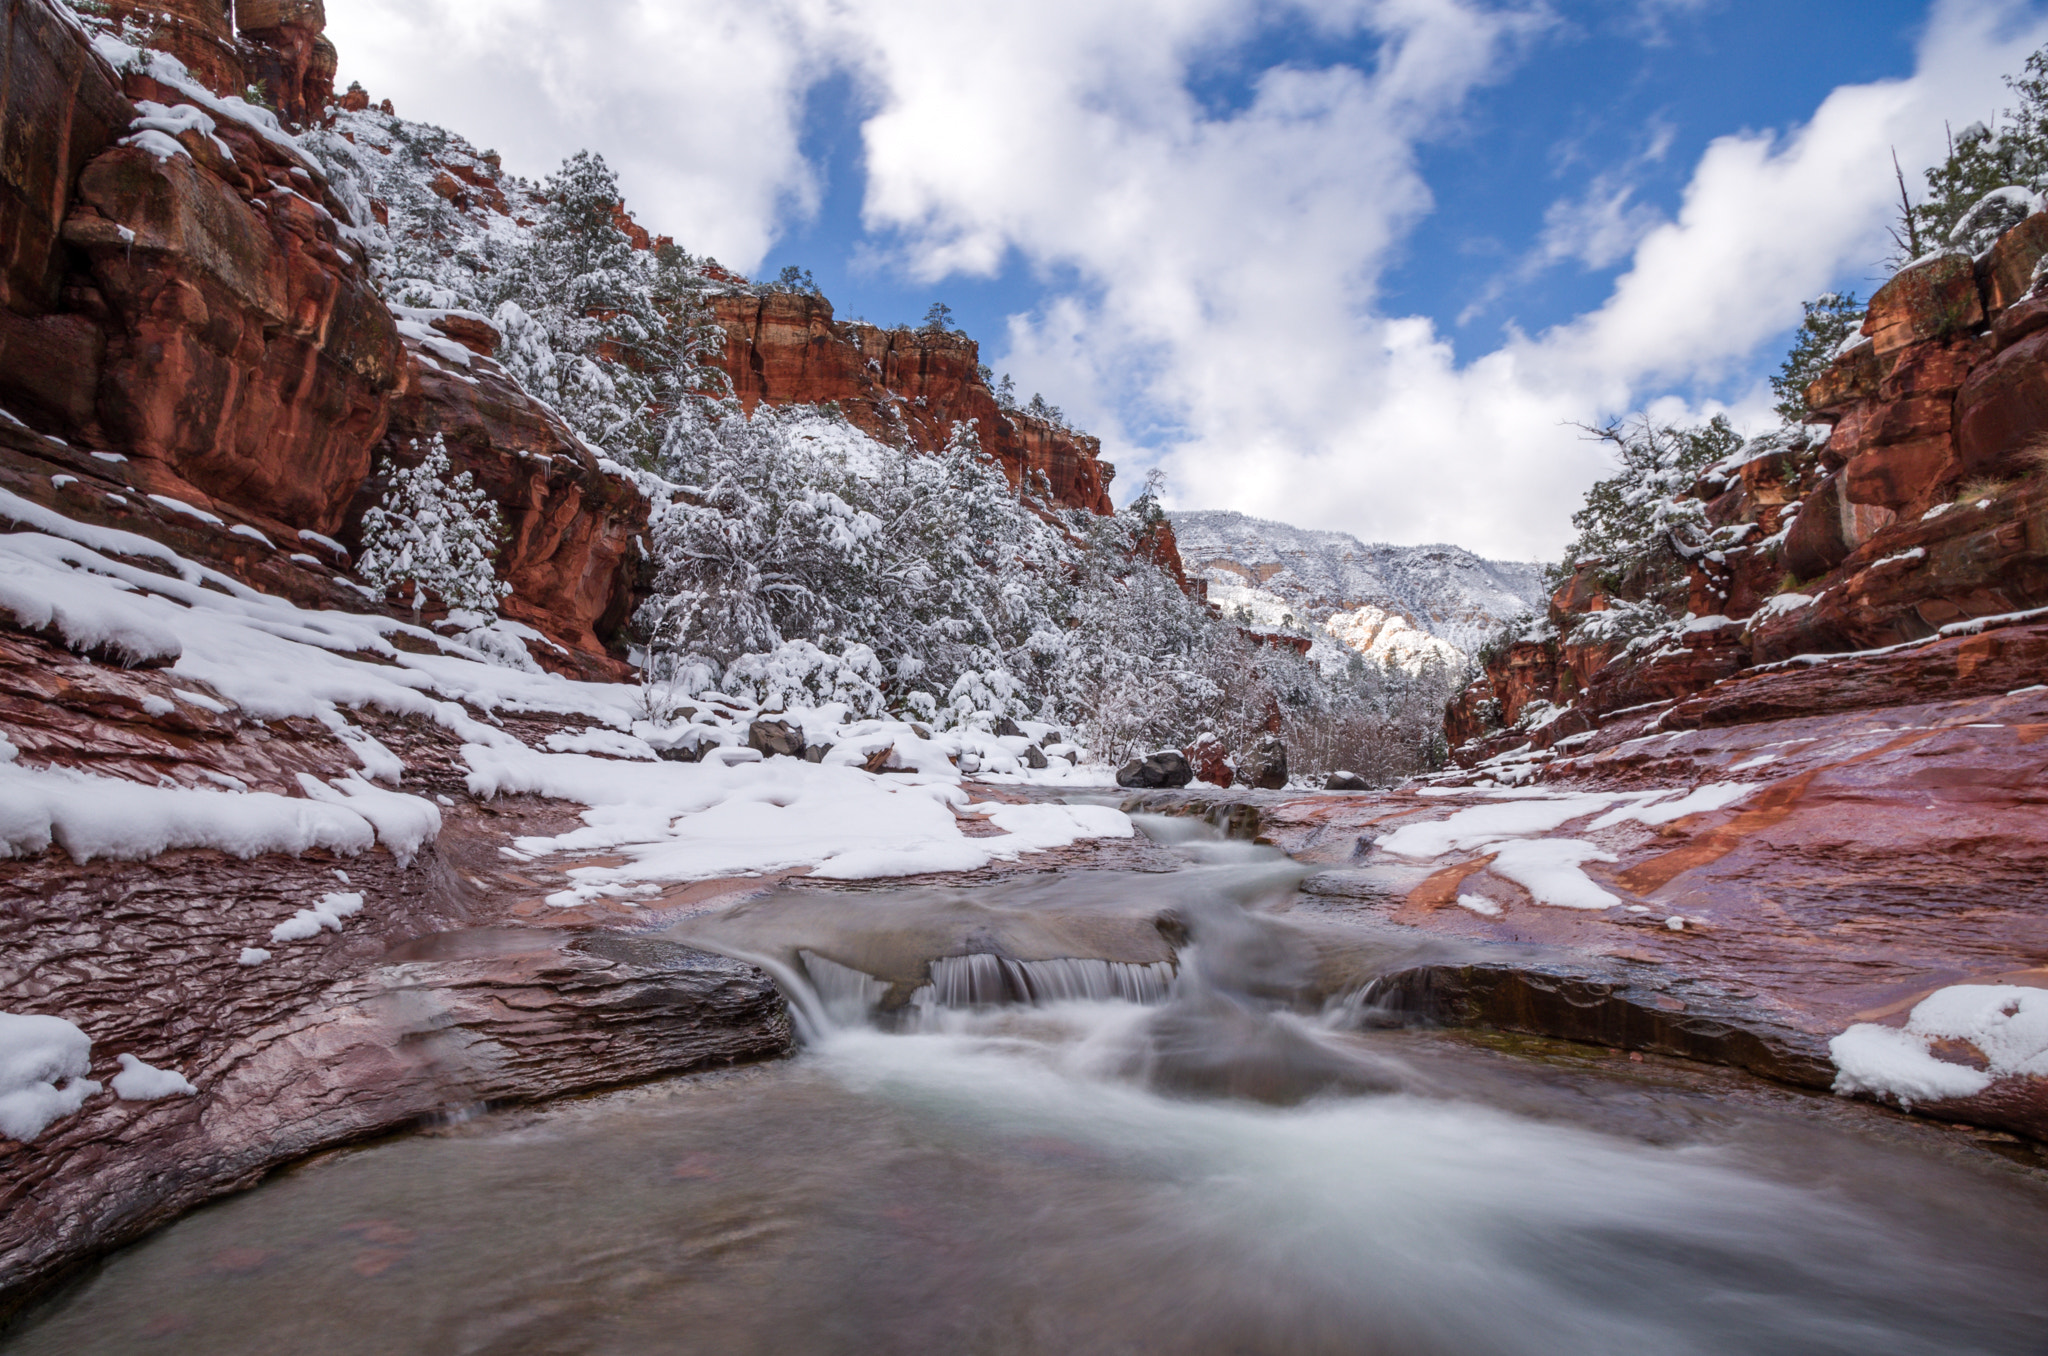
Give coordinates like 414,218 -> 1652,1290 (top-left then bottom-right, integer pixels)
1,0 -> 2046,1342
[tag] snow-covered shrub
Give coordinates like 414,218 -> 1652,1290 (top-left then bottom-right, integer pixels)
1569,597 -> 1675,648
721,640 -> 888,717
357,437 -> 511,614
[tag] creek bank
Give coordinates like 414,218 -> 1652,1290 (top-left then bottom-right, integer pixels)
1124,673 -> 2048,1144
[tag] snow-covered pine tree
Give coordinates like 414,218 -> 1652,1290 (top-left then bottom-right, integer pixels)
491,152 -> 677,466
357,437 -> 512,614
1771,292 -> 1864,423
1551,415 -> 1739,602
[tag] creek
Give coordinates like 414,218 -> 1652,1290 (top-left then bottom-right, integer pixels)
12,813 -> 2048,1355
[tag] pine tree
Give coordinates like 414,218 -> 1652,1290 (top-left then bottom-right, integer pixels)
1905,46 -> 2048,254
1554,415 -> 1740,602
1772,292 -> 1864,423
495,151 -> 672,465
357,437 -> 511,614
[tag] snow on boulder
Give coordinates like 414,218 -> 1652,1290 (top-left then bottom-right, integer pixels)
1115,749 -> 1193,789
0,554 -> 182,667
0,1012 -> 100,1142
111,1053 -> 198,1101
1832,984 -> 2048,1110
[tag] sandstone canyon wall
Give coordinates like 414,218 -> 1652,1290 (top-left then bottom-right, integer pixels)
710,291 -> 1116,516
1449,224 -> 2048,760
0,0 -> 646,676
0,0 -> 1133,684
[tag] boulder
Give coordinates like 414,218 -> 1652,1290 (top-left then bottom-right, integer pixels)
1325,771 -> 1370,791
1184,731 -> 1234,787
1237,736 -> 1288,791
747,719 -> 804,759
1022,743 -> 1048,769
994,716 -> 1025,738
1115,750 -> 1193,789
1862,253 -> 1983,359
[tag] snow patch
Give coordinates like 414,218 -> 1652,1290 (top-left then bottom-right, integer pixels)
0,1012 -> 99,1142
1486,838 -> 1620,910
1589,782 -> 1753,830
1378,796 -> 1616,859
270,891 -> 365,944
1831,985 -> 2048,1108
111,1053 -> 197,1100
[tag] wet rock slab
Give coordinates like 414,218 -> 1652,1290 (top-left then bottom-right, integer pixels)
0,717 -> 793,1321
1129,684 -> 2048,1142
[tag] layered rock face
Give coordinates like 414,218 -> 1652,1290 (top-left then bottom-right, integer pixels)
0,0 -> 644,670
1,0 -> 397,530
89,0 -> 334,127
1451,213 -> 2048,762
1428,209 -> 2048,1142
0,607 -> 791,1316
365,319 -> 648,678
709,291 -> 1116,516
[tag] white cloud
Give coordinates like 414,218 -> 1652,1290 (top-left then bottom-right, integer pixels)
331,0 -> 2048,560
325,0 -> 821,267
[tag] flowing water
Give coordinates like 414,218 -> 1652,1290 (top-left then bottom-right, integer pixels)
13,815 -> 2048,1355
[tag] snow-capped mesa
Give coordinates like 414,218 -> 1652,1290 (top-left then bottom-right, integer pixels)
1171,510 -> 1547,658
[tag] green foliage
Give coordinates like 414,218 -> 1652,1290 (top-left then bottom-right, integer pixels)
1772,292 -> 1864,423
921,301 -> 956,332
767,265 -> 818,295
1554,415 -> 1741,606
1897,47 -> 2048,260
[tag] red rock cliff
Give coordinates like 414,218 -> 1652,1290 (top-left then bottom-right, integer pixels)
709,291 -> 1116,516
0,0 -> 641,673
1449,210 -> 2048,765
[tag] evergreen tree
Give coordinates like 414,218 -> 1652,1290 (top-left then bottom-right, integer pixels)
1554,415 -> 1741,603
1772,292 -> 1865,423
357,437 -> 511,614
1903,46 -> 2048,255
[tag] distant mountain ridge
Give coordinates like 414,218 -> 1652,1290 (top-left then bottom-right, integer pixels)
1169,510 -> 1549,655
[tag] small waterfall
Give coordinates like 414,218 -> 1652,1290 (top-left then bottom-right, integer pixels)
799,949 -> 891,1027
910,954 -> 1178,1012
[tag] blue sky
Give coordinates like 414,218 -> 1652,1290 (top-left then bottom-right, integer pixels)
335,0 -> 2048,558
755,1 -> 1945,411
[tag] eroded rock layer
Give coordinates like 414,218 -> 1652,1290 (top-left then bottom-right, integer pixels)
709,291 -> 1116,515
